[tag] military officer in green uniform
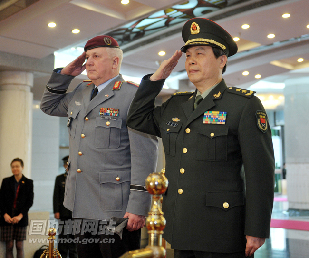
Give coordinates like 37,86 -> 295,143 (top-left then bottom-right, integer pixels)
127,18 -> 275,258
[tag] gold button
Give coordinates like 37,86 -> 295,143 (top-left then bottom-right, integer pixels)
223,202 -> 229,209
77,169 -> 82,173
183,148 -> 187,153
78,151 -> 82,156
178,189 -> 183,194
106,121 -> 111,126
185,128 -> 190,133
167,129 -> 170,131
70,112 -> 73,115
180,168 -> 185,174
116,177 -> 120,181
85,117 -> 89,121
210,133 -> 214,137
81,134 -> 85,138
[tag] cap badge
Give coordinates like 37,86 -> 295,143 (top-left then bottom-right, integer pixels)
191,22 -> 200,35
104,37 -> 112,45
172,118 -> 180,122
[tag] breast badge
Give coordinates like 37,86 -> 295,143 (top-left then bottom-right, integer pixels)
203,111 -> 227,124
256,111 -> 268,133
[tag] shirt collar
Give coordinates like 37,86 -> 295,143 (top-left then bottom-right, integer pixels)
95,74 -> 119,92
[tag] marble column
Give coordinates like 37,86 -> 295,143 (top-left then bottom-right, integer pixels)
0,71 -> 33,180
284,77 -> 309,210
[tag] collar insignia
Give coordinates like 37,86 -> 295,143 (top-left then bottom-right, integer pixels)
113,81 -> 123,90
213,91 -> 221,98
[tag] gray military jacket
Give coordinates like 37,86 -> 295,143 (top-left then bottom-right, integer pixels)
41,71 -> 158,220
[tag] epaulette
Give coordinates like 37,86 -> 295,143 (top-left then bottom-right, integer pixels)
173,91 -> 193,96
227,87 -> 255,98
83,80 -> 92,86
126,81 -> 139,87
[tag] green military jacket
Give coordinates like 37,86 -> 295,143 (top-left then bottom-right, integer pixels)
127,76 -> 275,253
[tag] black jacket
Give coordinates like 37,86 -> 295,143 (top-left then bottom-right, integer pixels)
0,175 -> 34,227
53,173 -> 72,219
127,76 -> 275,253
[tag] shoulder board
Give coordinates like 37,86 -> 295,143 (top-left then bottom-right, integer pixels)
126,81 -> 139,87
227,87 -> 255,98
173,91 -> 193,96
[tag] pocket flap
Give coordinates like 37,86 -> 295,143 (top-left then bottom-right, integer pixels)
68,108 -> 81,119
96,117 -> 122,129
206,191 -> 244,211
163,122 -> 182,133
99,171 -> 130,184
198,125 -> 228,138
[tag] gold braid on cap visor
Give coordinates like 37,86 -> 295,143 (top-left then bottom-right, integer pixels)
185,38 -> 226,50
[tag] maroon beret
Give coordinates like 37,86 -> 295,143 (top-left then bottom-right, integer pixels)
84,35 -> 119,51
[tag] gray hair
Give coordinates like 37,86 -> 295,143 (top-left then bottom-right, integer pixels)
107,48 -> 123,71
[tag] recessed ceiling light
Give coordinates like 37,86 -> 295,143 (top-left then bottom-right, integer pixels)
255,74 -> 261,79
242,71 -> 249,76
72,29 -> 80,34
48,22 -> 56,28
298,58 -> 304,62
267,33 -> 275,39
121,0 -> 129,4
241,24 -> 250,30
282,13 -> 290,18
233,37 -> 240,42
158,51 -> 166,56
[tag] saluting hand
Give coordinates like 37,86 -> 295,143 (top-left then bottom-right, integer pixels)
245,235 -> 265,257
150,50 -> 182,81
124,212 -> 145,231
61,52 -> 87,76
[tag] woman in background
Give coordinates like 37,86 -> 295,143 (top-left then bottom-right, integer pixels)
0,158 -> 34,258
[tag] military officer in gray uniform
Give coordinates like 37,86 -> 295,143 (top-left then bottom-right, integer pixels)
127,18 -> 275,258
41,35 -> 158,258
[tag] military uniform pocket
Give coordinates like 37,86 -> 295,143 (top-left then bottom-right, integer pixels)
206,191 -> 245,211
67,108 -> 81,139
99,171 -> 130,211
196,126 -> 228,161
161,122 -> 182,156
95,117 -> 122,149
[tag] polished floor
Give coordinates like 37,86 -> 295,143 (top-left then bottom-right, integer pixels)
254,194 -> 309,258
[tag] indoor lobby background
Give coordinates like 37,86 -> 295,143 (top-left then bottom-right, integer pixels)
1,0 -> 309,257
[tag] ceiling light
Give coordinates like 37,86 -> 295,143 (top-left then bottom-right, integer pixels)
48,22 -> 56,28
307,24 -> 309,29
255,74 -> 261,79
158,51 -> 166,56
267,34 -> 275,39
72,29 -> 80,34
282,13 -> 290,18
241,24 -> 250,29
233,37 -> 240,42
121,0 -> 129,4
298,58 -> 304,62
242,71 -> 249,76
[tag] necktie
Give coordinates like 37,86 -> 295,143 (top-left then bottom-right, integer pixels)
90,87 -> 98,100
194,95 -> 203,109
